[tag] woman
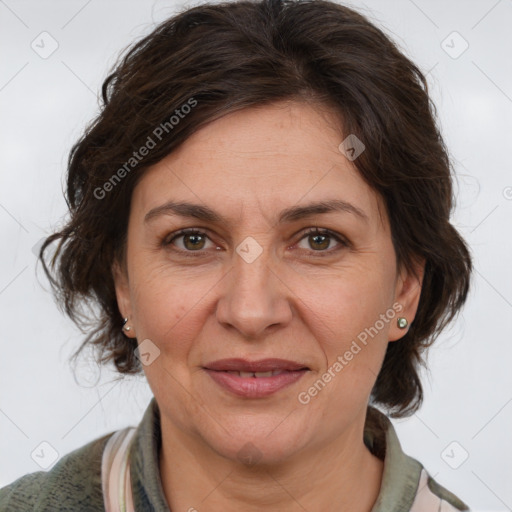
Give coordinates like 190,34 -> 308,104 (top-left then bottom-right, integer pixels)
0,0 -> 473,510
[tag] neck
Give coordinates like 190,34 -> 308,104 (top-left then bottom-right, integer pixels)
158,413 -> 384,512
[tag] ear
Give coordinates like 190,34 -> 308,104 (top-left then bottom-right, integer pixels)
112,258 -> 136,338
388,256 -> 425,342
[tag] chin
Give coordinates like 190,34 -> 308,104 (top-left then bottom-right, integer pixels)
201,420 -> 309,467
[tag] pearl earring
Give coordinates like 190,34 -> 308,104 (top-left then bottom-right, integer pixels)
122,317 -> 132,332
397,317 -> 408,329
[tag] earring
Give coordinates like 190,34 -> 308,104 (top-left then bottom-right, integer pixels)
397,317 -> 408,329
122,317 -> 132,332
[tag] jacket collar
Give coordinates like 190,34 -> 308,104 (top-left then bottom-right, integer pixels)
128,398 -> 423,511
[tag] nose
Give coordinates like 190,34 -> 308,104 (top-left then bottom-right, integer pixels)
215,241 -> 293,339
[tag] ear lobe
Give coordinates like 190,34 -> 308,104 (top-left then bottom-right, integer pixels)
388,256 -> 425,342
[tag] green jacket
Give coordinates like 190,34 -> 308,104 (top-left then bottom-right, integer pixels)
0,399 -> 470,511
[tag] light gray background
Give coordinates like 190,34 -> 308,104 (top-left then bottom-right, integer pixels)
1,0 -> 511,510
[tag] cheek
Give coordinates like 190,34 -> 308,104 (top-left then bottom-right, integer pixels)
129,263 -> 217,358
292,260 -> 394,411
298,261 -> 395,351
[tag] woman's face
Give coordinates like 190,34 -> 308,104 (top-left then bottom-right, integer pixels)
114,100 -> 423,465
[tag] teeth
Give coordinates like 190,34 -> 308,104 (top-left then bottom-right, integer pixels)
255,371 -> 273,377
226,370 -> 287,377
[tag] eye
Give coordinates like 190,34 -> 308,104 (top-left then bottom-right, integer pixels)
295,227 -> 349,255
164,229 -> 216,252
163,227 -> 349,257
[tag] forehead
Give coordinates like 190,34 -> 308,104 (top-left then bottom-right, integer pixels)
132,101 -> 385,229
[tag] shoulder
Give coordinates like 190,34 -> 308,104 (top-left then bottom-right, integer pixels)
0,431 -> 114,512
364,406 -> 470,511
417,469 -> 470,511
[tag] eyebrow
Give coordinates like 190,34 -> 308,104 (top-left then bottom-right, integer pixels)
144,198 -> 369,226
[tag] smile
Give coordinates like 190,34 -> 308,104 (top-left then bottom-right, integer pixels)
203,368 -> 309,398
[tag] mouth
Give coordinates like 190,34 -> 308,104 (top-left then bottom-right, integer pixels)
218,369 -> 295,378
202,358 -> 310,398
203,357 -> 310,373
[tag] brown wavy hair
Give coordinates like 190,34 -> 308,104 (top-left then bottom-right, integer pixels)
39,0 -> 472,417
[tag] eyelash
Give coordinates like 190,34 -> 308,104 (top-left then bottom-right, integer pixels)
162,227 -> 349,258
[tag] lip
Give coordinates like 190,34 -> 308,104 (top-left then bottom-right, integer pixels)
204,368 -> 308,398
202,358 -> 310,398
203,358 -> 309,372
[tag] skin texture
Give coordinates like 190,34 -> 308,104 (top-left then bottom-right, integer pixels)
113,100 -> 424,511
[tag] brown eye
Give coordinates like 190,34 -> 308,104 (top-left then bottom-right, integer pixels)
307,232 -> 330,250
182,232 -> 206,250
165,229 -> 213,252
296,228 -> 348,255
